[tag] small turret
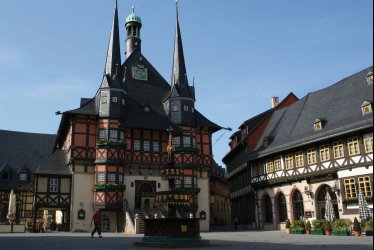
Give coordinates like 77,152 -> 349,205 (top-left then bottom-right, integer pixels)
125,6 -> 142,58
166,1 -> 195,126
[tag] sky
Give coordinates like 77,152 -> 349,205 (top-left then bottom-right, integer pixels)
0,0 -> 373,166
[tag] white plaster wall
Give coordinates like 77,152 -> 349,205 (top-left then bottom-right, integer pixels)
197,177 -> 210,232
337,166 -> 373,178
70,171 -> 94,232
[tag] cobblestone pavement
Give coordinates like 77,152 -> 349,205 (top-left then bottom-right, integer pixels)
0,231 -> 372,250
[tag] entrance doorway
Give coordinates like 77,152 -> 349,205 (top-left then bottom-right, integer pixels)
316,185 -> 339,220
135,181 -> 155,209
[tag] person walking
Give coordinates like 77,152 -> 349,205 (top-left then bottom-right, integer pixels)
90,210 -> 102,238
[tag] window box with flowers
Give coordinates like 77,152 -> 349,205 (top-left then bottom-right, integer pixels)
96,141 -> 126,148
175,147 -> 198,153
94,185 -> 126,191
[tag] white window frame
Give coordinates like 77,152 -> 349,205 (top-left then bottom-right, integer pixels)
183,136 -> 191,147
97,173 -> 105,182
172,105 -> 178,112
184,105 -> 189,111
109,130 -> 118,140
99,129 -> 107,140
49,178 -> 59,193
134,140 -> 141,151
112,97 -> 118,103
153,142 -> 160,152
307,148 -> 317,165
107,173 -> 116,182
173,137 -> 180,147
143,141 -> 150,151
19,173 -> 27,181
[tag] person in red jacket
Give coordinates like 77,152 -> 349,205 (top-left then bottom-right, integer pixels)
90,210 -> 102,238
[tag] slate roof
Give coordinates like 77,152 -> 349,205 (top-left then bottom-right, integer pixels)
248,66 -> 373,160
34,149 -> 71,176
62,49 -> 220,132
0,130 -> 55,189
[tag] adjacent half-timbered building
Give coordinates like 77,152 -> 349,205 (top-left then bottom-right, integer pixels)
33,149 -> 72,230
224,67 -> 373,230
0,130 -> 55,225
54,2 -> 220,232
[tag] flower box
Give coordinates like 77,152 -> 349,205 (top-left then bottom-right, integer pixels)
311,231 -> 325,235
332,231 -> 350,236
291,230 -> 305,234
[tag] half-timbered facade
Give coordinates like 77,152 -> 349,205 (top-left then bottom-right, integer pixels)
224,67 -> 373,230
54,2 -> 220,233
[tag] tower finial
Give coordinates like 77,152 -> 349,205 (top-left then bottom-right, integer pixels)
132,5 -> 135,13
176,0 -> 179,19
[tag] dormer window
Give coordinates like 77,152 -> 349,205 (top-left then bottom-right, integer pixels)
19,173 -> 28,181
314,118 -> 326,131
1,172 -> 10,181
263,136 -> 272,146
367,71 -> 373,85
143,104 -> 151,113
361,101 -> 373,115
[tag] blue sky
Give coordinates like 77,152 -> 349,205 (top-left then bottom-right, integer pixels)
0,0 -> 373,166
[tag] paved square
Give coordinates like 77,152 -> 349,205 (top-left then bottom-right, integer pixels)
0,231 -> 372,250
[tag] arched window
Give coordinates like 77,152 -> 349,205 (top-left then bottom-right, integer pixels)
264,195 -> 273,223
278,193 -> 288,222
292,190 -> 304,220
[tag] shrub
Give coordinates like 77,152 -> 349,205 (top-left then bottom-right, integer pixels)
305,221 -> 312,231
324,221 -> 332,231
312,220 -> 324,232
364,219 -> 373,232
285,219 -> 291,229
292,220 -> 305,231
332,219 -> 350,232
353,217 -> 361,232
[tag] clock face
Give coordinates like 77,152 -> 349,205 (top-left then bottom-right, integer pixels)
132,64 -> 148,81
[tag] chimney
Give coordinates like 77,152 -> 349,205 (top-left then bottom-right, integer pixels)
271,97 -> 279,108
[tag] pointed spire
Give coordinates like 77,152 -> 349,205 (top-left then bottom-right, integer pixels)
171,0 -> 190,98
103,0 -> 122,83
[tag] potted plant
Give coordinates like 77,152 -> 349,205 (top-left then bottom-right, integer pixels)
364,219 -> 373,236
312,220 -> 325,235
324,221 -> 332,236
353,217 -> 361,237
285,219 -> 291,235
332,219 -> 350,236
305,220 -> 312,235
291,220 -> 305,234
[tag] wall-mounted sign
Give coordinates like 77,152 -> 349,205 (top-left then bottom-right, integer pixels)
78,209 -> 85,220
